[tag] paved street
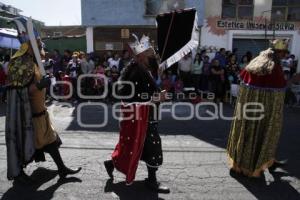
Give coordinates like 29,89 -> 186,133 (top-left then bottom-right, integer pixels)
0,102 -> 299,200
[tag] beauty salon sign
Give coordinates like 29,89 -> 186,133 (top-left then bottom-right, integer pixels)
206,16 -> 300,36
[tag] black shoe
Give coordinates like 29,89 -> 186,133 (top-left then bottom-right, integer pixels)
58,167 -> 82,179
269,160 -> 288,172
104,160 -> 114,179
145,178 -> 170,194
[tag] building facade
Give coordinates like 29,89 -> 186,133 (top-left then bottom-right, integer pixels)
41,26 -> 86,53
81,0 -> 204,54
201,0 -> 300,72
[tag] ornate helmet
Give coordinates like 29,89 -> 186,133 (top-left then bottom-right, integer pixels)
129,34 -> 155,56
0,16 -> 45,75
270,39 -> 289,51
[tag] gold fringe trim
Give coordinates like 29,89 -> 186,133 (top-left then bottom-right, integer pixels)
227,155 -> 275,177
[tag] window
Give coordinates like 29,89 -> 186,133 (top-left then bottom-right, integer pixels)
222,0 -> 254,20
95,42 -> 123,51
272,0 -> 300,21
121,29 -> 130,39
145,0 -> 185,16
53,32 -> 63,37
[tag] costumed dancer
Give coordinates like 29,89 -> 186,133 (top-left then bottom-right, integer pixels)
104,34 -> 170,193
226,39 -> 289,177
4,17 -> 81,183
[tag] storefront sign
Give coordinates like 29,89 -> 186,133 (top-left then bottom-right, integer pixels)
217,20 -> 295,31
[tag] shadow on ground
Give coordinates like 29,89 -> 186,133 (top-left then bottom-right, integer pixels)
232,171 -> 300,200
104,179 -> 164,200
1,167 -> 82,200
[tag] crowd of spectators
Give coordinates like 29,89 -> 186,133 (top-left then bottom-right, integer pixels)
0,47 -> 299,104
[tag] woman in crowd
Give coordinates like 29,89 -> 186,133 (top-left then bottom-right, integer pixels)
201,55 -> 211,91
226,54 -> 240,84
210,59 -> 225,103
191,53 -> 203,92
239,55 -> 250,70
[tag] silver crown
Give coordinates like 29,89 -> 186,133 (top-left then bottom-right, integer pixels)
129,34 -> 153,55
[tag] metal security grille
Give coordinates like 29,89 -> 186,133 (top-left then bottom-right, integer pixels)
232,38 -> 266,61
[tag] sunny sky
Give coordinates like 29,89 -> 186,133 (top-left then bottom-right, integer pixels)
1,0 -> 81,26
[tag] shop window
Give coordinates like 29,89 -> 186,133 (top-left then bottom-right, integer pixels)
222,0 -> 254,20
272,0 -> 300,21
145,0 -> 185,16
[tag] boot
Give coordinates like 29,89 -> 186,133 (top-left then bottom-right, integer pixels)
104,160 -> 114,179
145,166 -> 170,194
44,142 -> 81,179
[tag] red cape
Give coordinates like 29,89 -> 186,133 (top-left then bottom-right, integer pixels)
240,64 -> 286,88
112,104 -> 150,184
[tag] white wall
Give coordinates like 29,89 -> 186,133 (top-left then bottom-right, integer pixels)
201,0 -> 300,72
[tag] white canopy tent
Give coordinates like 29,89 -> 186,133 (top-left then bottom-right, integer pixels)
0,28 -> 20,56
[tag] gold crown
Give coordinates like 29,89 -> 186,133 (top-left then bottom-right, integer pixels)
270,39 -> 289,50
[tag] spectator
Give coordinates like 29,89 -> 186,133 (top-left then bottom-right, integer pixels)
214,48 -> 227,68
59,71 -> 71,100
161,72 -> 173,92
281,51 -> 293,80
0,64 -> 6,103
119,50 -> 131,72
226,54 -> 240,84
174,76 -> 184,100
178,52 -> 192,87
88,53 -> 95,73
80,52 -> 94,96
63,49 -> 72,69
43,52 -> 54,75
67,52 -> 81,101
200,50 -> 207,60
108,54 -> 120,69
52,49 -> 63,79
246,51 -> 253,62
111,65 -> 120,82
191,53 -> 203,92
210,59 -> 225,103
93,64 -> 106,95
80,52 -> 90,75
290,54 -> 297,77
3,55 -> 10,75
201,55 -> 211,91
239,55 -> 250,70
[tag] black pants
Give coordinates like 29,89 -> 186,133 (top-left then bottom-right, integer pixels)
141,122 -> 163,168
180,71 -> 191,88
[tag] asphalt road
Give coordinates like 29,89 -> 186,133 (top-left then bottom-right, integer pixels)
0,101 -> 299,200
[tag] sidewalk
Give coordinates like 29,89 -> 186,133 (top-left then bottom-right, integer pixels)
0,132 -> 299,200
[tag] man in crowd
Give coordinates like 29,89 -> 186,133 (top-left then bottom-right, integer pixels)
215,48 -> 227,68
178,52 -> 192,87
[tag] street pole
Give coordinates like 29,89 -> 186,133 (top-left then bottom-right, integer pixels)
265,17 -> 268,49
